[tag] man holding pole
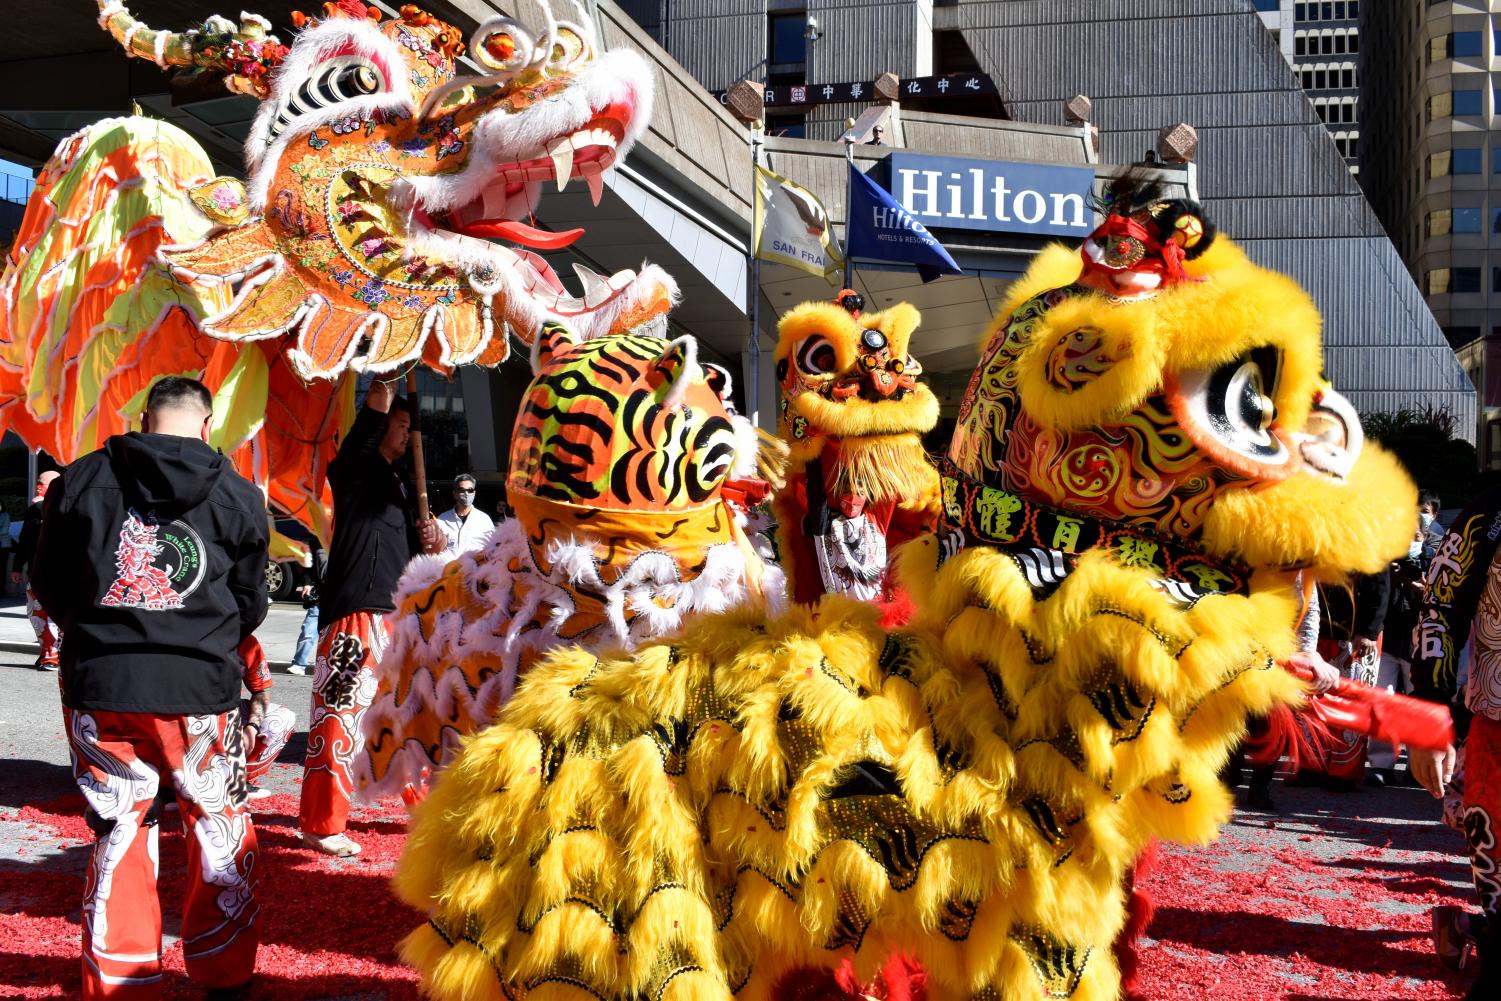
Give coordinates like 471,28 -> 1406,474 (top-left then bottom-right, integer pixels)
298,379 -> 441,856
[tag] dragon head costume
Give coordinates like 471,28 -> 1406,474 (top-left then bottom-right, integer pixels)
357,327 -> 785,802
105,0 -> 671,377
395,193 -> 1416,1000
773,294 -> 942,604
0,0 -> 672,537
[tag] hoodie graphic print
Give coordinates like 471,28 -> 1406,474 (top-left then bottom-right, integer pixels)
100,508 -> 206,611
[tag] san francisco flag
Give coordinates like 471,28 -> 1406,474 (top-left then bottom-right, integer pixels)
753,164 -> 843,283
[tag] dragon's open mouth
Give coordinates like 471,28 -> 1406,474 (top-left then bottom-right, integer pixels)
422,103 -> 631,254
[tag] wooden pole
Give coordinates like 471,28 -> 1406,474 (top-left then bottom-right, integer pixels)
404,368 -> 430,522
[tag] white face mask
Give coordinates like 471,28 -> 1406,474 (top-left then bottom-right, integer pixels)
1420,511 -> 1435,530
1408,539 -> 1424,560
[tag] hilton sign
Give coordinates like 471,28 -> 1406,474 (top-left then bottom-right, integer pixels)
886,153 -> 1097,239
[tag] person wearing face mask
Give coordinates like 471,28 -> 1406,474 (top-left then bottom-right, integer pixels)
436,473 -> 494,559
1420,490 -> 1445,559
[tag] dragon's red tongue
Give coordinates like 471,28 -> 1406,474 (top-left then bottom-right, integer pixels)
457,217 -> 584,250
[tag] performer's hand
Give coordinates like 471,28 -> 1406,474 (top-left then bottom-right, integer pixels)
1286,649 -> 1340,694
8,571 -> 19,585
366,379 -> 396,413
419,518 -> 443,554
1410,744 -> 1457,799
1353,635 -> 1379,661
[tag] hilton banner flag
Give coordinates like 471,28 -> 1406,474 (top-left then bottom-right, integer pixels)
845,163 -> 962,282
753,164 -> 843,283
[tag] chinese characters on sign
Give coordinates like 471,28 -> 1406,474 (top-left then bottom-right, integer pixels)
716,73 -> 998,109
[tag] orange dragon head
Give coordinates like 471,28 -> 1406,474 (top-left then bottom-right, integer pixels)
97,0 -> 673,380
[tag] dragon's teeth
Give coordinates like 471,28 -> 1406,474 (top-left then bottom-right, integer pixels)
585,171 -> 604,206
547,137 -> 574,192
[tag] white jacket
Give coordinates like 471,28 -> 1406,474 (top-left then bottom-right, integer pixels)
436,506 -> 495,558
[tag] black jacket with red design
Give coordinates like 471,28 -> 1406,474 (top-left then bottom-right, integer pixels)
33,432 -> 269,714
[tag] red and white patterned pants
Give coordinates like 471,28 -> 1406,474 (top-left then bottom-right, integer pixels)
1460,714 -> 1501,922
27,586 -> 59,665
299,611 -> 387,836
66,707 -> 258,999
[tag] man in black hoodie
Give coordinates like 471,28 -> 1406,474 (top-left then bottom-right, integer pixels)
298,378 -> 439,856
32,376 -> 269,1001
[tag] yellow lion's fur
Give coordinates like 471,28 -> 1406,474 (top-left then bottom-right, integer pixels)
395,235 -> 1415,1000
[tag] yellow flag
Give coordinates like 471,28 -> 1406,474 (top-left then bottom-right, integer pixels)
753,164 -> 843,283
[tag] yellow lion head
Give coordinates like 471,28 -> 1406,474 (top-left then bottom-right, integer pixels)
945,235 -> 1415,581
774,300 -> 940,461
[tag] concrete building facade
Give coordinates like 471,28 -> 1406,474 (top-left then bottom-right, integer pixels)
1361,0 -> 1501,461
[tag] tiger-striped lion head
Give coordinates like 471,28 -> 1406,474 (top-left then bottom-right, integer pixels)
507,327 -> 756,513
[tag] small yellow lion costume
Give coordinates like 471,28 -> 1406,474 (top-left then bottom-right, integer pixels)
772,297 -> 942,604
393,209 -> 1415,1000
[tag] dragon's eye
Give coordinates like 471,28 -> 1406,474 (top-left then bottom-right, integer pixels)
267,55 -> 387,141
794,335 -> 838,376
1172,347 -> 1290,473
472,17 -> 536,72
548,23 -> 591,69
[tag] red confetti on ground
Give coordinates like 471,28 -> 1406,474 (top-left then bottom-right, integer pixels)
0,775 -> 1483,999
0,779 -> 421,1000
1135,814 -> 1475,1000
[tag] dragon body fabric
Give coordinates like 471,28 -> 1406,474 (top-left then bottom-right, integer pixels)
357,328 -> 785,801
0,0 -> 672,534
394,214 -> 1419,998
772,300 -> 942,605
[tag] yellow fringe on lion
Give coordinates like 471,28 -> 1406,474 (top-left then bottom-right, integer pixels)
392,191 -> 1416,1000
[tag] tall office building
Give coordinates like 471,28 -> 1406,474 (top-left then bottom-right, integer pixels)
1258,0 -> 1364,172
1361,1 -> 1501,460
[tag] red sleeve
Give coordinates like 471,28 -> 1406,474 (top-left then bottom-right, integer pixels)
239,635 -> 272,694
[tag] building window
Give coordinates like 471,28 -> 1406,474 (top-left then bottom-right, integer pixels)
1428,268 -> 1451,294
765,112 -> 806,138
1456,148 -> 1484,173
1296,33 -> 1307,56
1455,89 -> 1484,116
1255,0 -> 1278,9
1296,2 -> 1307,19
1349,31 -> 1359,53
1456,207 -> 1483,232
1348,0 -> 1358,17
1429,151 -> 1452,177
1491,207 -> 1501,232
768,12 -> 807,79
1429,92 -> 1453,120
1455,267 -> 1482,293
1342,66 -> 1355,87
1453,31 -> 1484,58
1428,209 -> 1452,236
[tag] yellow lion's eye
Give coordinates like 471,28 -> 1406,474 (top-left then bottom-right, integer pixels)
795,335 -> 838,376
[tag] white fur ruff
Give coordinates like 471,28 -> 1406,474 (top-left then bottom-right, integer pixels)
355,515 -> 782,803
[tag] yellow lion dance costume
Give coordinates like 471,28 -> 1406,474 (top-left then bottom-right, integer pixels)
772,295 -> 941,605
393,198 -> 1415,999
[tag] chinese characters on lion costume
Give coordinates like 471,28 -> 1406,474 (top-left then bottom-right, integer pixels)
391,198 -> 1420,999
